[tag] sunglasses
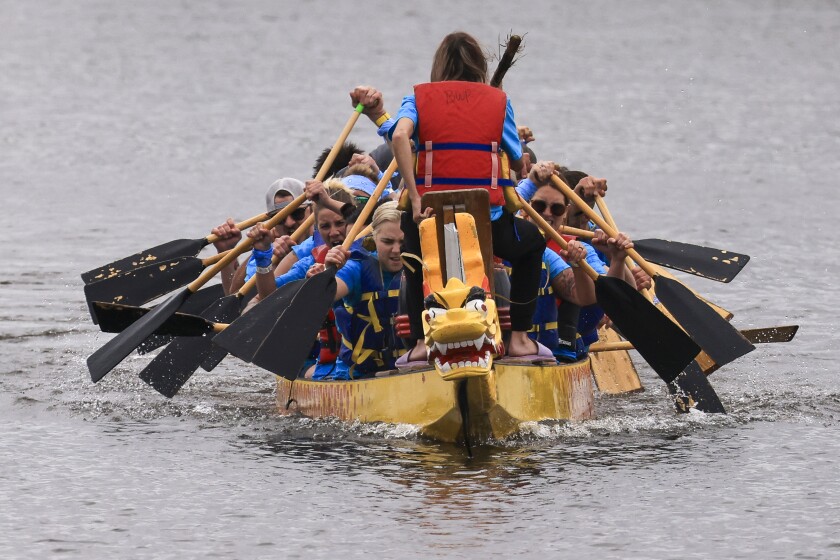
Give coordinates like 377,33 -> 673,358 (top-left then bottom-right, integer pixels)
354,195 -> 370,205
272,202 -> 309,221
531,199 -> 566,216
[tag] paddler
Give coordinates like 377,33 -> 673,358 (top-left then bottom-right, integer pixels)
318,201 -> 406,379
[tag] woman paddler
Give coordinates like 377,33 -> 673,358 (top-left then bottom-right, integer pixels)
389,31 -> 550,367
321,201 -> 406,379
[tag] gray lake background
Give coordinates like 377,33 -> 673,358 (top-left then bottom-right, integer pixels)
1,1 -> 839,558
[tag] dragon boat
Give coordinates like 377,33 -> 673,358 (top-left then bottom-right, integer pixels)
274,190 -> 596,444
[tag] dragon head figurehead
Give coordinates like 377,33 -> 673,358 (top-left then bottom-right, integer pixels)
423,278 -> 502,381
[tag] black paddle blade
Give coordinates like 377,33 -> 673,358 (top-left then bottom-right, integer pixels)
594,275 -> 701,383
250,272 -> 337,380
634,239 -> 749,283
197,289 -> 258,371
212,279 -> 305,364
83,256 -> 204,315
136,284 -> 226,354
669,361 -> 727,414
87,288 -> 192,383
81,237 -> 206,284
91,301 -> 216,337
139,295 -> 240,398
136,333 -> 174,356
741,325 -> 799,344
654,275 -> 755,366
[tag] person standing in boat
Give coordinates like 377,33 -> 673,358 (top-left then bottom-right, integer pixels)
318,201 -> 406,379
389,31 -> 550,367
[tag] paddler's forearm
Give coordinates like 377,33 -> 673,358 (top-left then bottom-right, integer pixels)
275,251 -> 299,276
255,268 -> 277,299
571,266 -> 597,306
509,156 -> 524,176
224,259 -> 247,295
391,120 -> 420,202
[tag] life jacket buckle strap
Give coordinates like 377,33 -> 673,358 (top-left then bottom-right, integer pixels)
424,141 -> 433,189
490,141 -> 499,189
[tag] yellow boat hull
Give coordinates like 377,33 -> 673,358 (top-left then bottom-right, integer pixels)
275,359 -> 595,443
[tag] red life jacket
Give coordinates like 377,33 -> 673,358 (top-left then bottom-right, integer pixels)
312,245 -> 340,363
318,309 -> 339,363
414,81 -> 513,207
546,235 -> 577,260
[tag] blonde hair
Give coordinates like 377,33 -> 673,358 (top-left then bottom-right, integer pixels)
371,201 -> 401,235
315,178 -> 355,216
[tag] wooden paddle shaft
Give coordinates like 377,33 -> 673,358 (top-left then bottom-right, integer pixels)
519,199 -> 601,281
186,105 -> 366,293
205,212 -> 271,245
316,104 -> 365,182
593,194 -> 655,302
550,176 -> 659,278
200,249 -> 232,267
558,225 -> 594,239
339,159 -> 398,252
590,340 -> 634,352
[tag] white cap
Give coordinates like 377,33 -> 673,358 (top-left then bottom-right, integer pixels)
265,177 -> 305,211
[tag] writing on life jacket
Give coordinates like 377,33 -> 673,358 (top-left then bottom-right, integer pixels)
445,88 -> 472,104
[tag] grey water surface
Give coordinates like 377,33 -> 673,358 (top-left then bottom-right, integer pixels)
2,1 -> 839,558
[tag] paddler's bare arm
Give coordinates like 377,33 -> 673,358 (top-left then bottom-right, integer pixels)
324,246 -> 351,301
349,85 -> 387,125
391,118 -> 421,217
553,240 -> 596,306
274,250 -> 299,276
247,223 -> 278,299
509,155 -> 524,175
592,230 -> 637,289
305,180 -> 346,217
227,259 -> 249,294
565,176 -> 607,230
210,218 -> 241,295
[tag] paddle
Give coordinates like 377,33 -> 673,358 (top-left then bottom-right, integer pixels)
94,305 -> 803,354
490,34 -> 522,88
520,199 -> 728,412
92,301 -> 227,337
551,176 -> 755,367
135,283 -> 227,355
90,226 -> 376,340
83,249 -> 233,318
631,239 -> 749,283
590,325 -> 799,352
137,214 -> 316,397
213,159 -> 398,380
86,104 -> 367,383
138,219 -> 375,397
81,212 -> 274,284
588,326 -> 644,395
557,225 -> 750,283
